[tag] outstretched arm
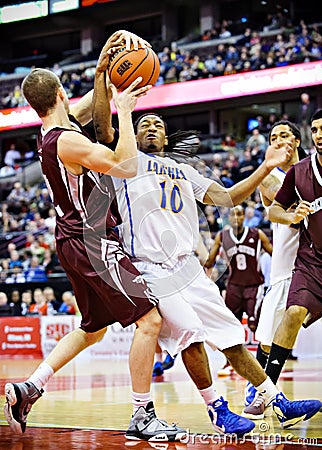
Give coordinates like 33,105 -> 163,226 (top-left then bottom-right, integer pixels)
258,229 -> 273,255
203,141 -> 293,207
204,231 -> 222,271
58,78 -> 151,177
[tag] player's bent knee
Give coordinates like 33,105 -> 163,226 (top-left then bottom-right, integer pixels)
285,305 -> 307,324
222,343 -> 244,359
136,307 -> 161,335
85,327 -> 108,345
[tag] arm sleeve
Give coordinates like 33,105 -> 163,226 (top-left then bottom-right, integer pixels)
274,165 -> 298,208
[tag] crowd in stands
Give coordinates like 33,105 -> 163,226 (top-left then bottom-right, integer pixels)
1,16 -> 322,109
0,109 -> 299,294
0,287 -> 79,316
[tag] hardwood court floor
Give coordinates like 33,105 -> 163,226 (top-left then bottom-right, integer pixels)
0,352 -> 322,449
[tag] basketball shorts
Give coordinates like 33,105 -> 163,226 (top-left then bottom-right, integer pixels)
287,268 -> 322,328
133,254 -> 245,357
255,277 -> 291,346
56,234 -> 158,333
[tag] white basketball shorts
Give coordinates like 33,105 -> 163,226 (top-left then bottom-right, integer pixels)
255,277 -> 291,346
134,254 -> 245,357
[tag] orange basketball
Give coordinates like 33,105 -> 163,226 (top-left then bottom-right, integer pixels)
107,46 -> 160,91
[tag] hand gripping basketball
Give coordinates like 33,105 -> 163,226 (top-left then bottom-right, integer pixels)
107,45 -> 160,91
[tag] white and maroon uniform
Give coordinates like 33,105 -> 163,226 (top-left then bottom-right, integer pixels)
39,119 -> 157,333
220,226 -> 264,326
113,151 -> 245,356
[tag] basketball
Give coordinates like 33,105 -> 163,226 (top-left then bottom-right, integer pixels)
107,46 -> 160,91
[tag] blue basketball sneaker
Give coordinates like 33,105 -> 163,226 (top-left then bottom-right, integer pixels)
207,397 -> 255,436
273,392 -> 322,429
162,354 -> 176,371
152,361 -> 164,377
244,382 -> 257,407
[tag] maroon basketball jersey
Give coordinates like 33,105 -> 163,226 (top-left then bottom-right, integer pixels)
276,154 -> 322,270
37,117 -> 122,241
221,227 -> 264,286
293,154 -> 322,257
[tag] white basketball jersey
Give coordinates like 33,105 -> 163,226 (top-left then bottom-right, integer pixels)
266,167 -> 299,285
112,151 -> 213,268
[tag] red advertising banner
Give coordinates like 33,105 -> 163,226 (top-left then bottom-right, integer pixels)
1,61 -> 322,133
0,317 -> 42,357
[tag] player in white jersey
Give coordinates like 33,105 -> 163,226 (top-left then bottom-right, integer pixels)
111,113 -> 322,432
255,169 -> 299,349
243,120 -> 306,418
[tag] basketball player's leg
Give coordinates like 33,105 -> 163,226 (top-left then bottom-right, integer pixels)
225,283 -> 244,321
185,266 -> 284,405
243,285 -> 260,331
181,341 -> 212,389
134,257 -> 256,435
112,256 -> 186,441
273,305 -> 307,349
186,257 -> 322,427
45,327 -> 108,372
4,325 -> 108,435
130,307 -> 161,393
265,270 -> 320,385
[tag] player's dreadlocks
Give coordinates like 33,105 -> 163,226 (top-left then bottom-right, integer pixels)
164,129 -> 201,162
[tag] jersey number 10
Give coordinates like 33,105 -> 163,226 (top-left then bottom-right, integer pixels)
159,181 -> 183,213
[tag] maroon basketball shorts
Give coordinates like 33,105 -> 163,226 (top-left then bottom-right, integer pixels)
56,235 -> 158,333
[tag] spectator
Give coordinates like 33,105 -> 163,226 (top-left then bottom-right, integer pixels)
6,182 -> 28,215
0,259 -> 10,282
29,238 -> 46,263
43,286 -> 61,312
58,291 -> 77,315
237,149 -> 258,181
0,292 -> 13,316
296,92 -> 315,150
29,288 -> 47,315
44,207 -> 56,229
8,250 -> 22,270
8,289 -> 22,316
24,256 -> 48,283
21,290 -> 33,315
245,127 -> 267,151
5,266 -> 26,284
4,144 -> 21,167
243,205 -> 261,227
221,134 -> 236,149
219,26 -> 232,39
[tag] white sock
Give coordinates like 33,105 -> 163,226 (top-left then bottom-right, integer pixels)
132,391 -> 151,413
155,352 -> 163,363
255,377 -> 279,406
27,362 -> 54,391
199,385 -> 219,405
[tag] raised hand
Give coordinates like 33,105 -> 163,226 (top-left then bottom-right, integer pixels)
97,30 -> 151,73
264,140 -> 293,171
111,76 -> 152,113
291,200 -> 314,224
